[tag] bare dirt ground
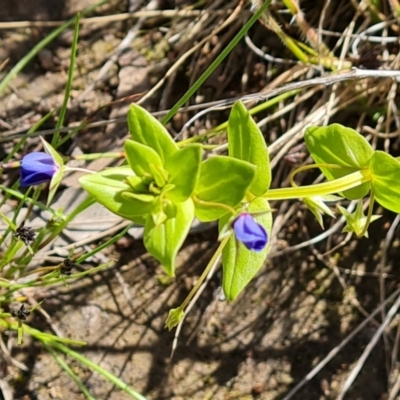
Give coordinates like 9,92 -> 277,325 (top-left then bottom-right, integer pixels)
1,1 -> 400,399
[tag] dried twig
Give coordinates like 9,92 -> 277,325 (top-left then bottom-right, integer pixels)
3,67 -> 400,144
0,10 -> 228,29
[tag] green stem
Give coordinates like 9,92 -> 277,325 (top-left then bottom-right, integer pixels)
289,163 -> 352,187
51,342 -> 147,400
264,170 -> 371,200
53,13 -> 81,146
64,166 -> 96,174
359,188 -> 375,238
161,0 -> 273,124
0,319 -> 146,399
71,151 -> 125,161
37,196 -> 95,251
0,319 -> 86,346
45,344 -> 96,400
180,234 -> 231,312
0,0 -> 107,97
192,195 -> 237,216
76,223 -> 133,263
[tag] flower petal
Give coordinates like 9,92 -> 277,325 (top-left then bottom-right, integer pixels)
20,152 -> 58,187
22,152 -> 55,165
233,213 -> 268,252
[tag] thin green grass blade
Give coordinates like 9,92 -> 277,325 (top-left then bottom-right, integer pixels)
161,0 -> 273,124
2,262 -> 113,296
36,196 -> 95,251
57,120 -> 89,147
53,13 -> 81,146
0,318 -> 86,346
45,344 -> 96,400
51,342 -> 148,400
76,222 -> 134,263
0,183 -> 34,254
64,195 -> 95,224
0,0 -> 107,96
2,111 -> 55,165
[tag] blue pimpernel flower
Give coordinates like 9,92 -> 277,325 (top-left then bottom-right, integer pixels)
20,152 -> 59,187
233,213 -> 268,252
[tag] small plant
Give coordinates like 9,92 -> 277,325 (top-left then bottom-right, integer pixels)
16,101 -> 398,330
2,0 -> 400,398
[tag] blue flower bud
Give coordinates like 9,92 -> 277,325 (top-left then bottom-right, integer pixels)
20,152 -> 59,187
232,213 -> 268,252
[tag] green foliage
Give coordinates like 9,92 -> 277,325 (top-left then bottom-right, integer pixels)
1,1 -> 283,396
337,201 -> 380,238
144,199 -> 194,276
194,156 -> 255,222
124,139 -> 164,177
219,197 -> 272,301
79,167 -> 149,223
305,124 -> 373,199
127,103 -> 178,162
5,0 -> 400,395
370,151 -> 400,213
40,137 -> 65,205
227,101 -> 271,195
165,307 -> 185,331
302,195 -> 339,228
165,144 -> 203,202
81,105 -> 204,276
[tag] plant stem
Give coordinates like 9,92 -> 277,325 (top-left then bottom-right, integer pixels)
264,170 -> 371,200
359,188 -> 375,238
192,196 -> 237,216
71,151 -> 125,161
180,234 -> 231,311
53,13 -> 81,146
51,342 -> 148,400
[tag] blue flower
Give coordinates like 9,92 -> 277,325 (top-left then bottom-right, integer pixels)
233,213 -> 268,252
20,152 -> 59,187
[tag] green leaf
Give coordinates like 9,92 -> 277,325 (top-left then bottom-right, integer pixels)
194,156 -> 255,222
127,104 -> 178,162
219,197 -> 272,301
337,201 -> 380,238
144,198 -> 194,276
228,101 -> 271,195
165,144 -> 202,202
370,151 -> 400,213
124,140 -> 164,178
165,307 -> 185,331
121,191 -> 155,202
79,167 -> 151,223
303,194 -> 340,228
40,136 -> 64,168
39,136 -> 65,205
305,124 -> 373,199
48,168 -> 64,206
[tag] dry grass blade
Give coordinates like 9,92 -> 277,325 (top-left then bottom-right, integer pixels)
0,10 -> 227,29
138,0 -> 242,107
75,0 -> 157,104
